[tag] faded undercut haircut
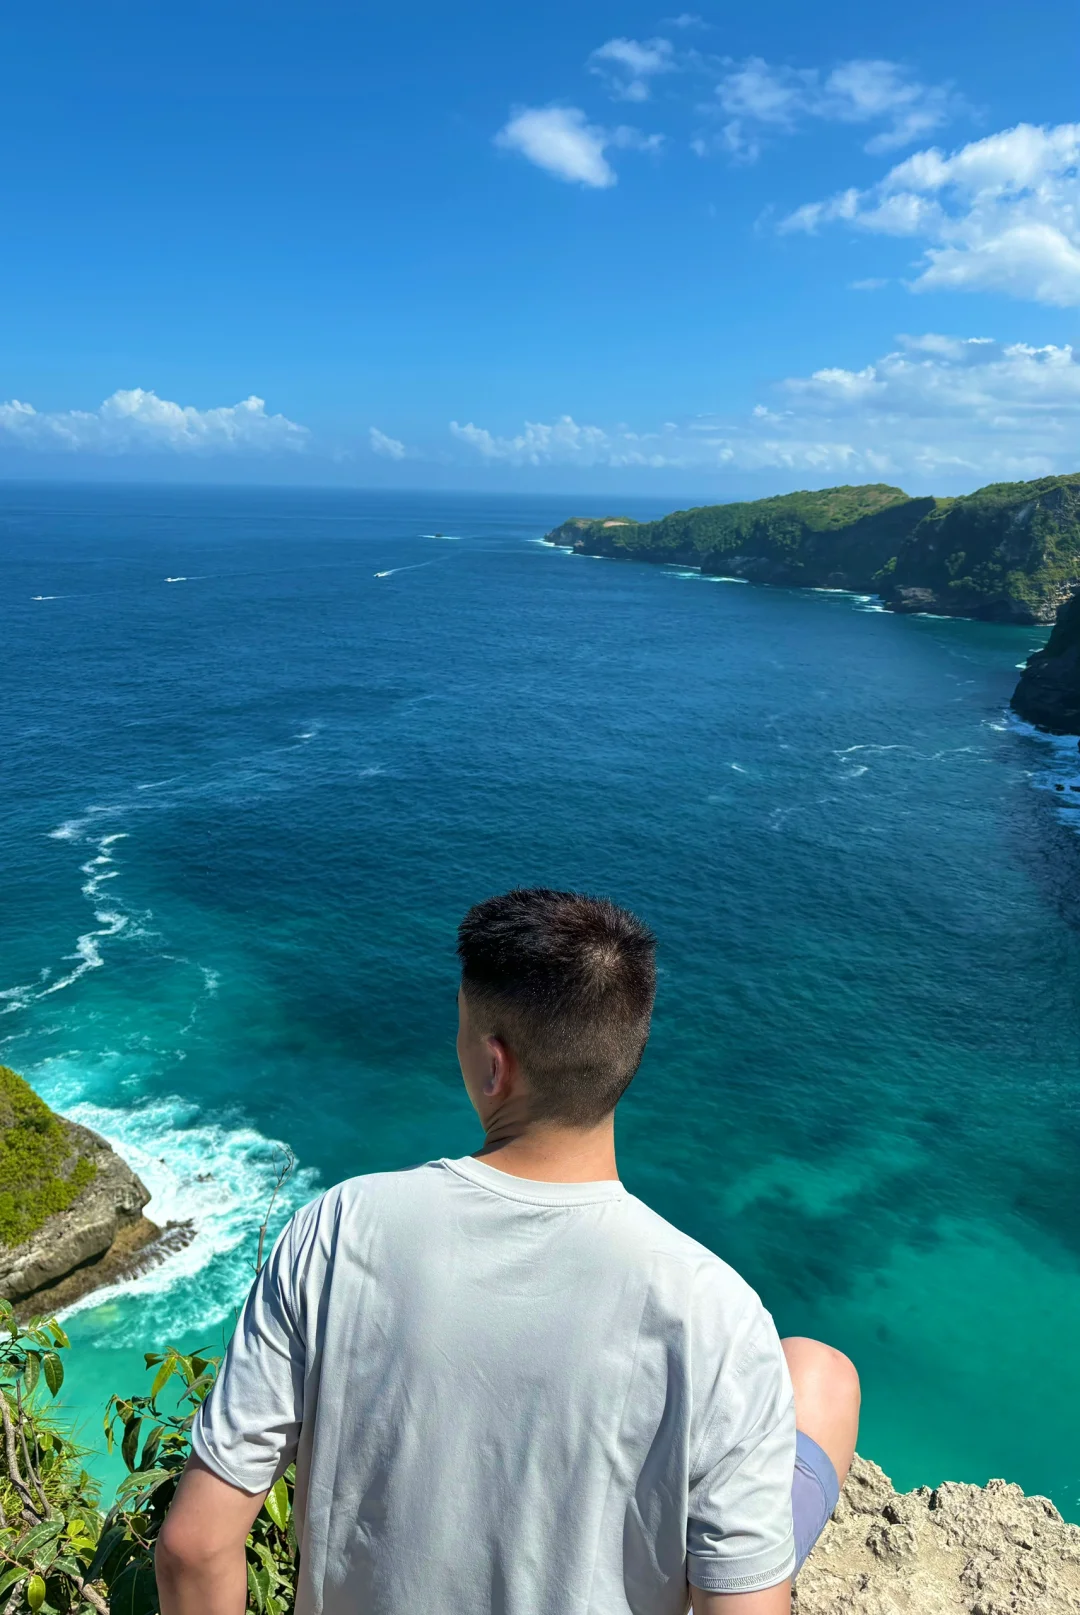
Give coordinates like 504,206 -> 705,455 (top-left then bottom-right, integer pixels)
457,888 -> 657,1127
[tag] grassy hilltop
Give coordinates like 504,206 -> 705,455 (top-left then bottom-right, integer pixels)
546,474 -> 1080,624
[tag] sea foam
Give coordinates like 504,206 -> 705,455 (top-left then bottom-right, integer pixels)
37,1087 -> 318,1334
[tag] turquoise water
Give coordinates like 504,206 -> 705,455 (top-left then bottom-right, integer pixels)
3,483 -> 1079,1511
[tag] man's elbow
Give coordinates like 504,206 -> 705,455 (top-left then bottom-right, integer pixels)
155,1514 -> 233,1583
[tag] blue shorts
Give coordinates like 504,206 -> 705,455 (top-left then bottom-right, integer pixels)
792,1430 -> 840,1574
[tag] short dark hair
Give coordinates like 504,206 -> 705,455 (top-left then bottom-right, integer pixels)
457,888 -> 657,1126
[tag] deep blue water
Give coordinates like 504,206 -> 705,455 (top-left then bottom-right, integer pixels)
3,484 -> 1080,1512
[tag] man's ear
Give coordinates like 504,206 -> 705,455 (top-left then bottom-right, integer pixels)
483,1036 -> 511,1096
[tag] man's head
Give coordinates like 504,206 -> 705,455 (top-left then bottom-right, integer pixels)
456,888 -> 656,1130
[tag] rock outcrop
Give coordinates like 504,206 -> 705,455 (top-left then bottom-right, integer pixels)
0,1117 -> 160,1312
0,1065 -> 192,1315
797,1454 -> 1080,1614
545,473 -> 1080,624
885,476 -> 1080,624
1012,591 -> 1080,735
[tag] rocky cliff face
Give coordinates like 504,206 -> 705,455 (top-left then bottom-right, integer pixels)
545,474 -> 1080,624
884,476 -> 1080,624
1011,592 -> 1080,734
0,1065 -> 191,1315
798,1454 -> 1080,1614
0,1117 -> 160,1311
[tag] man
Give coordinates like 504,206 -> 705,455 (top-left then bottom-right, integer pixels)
158,888 -> 859,1613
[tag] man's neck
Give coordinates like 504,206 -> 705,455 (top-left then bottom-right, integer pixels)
474,1117 -> 619,1183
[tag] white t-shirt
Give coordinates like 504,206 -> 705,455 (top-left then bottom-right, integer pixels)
194,1156 -> 796,1613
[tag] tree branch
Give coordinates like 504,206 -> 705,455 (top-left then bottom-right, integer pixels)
69,1569 -> 110,1614
255,1146 -> 295,1274
0,1396 -> 37,1516
15,1384 -> 51,1519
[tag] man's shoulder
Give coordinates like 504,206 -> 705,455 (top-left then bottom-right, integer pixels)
293,1159 -> 446,1222
615,1192 -> 765,1310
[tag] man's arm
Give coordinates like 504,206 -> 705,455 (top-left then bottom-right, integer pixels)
156,1456 -> 269,1615
692,1580 -> 791,1614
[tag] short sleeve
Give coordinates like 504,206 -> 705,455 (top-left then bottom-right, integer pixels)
192,1210 -> 310,1495
686,1293 -> 797,1595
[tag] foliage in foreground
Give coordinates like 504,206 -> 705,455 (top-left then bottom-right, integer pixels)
0,1304 -> 296,1614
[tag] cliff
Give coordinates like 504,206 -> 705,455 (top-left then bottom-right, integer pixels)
798,1454 -> 1080,1613
546,474 -> 1080,624
1011,591 -> 1080,734
0,1064 -> 174,1314
886,475 -> 1080,623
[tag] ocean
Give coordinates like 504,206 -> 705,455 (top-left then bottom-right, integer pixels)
2,482 -> 1079,1513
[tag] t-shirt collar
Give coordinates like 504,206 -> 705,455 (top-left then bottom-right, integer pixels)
440,1154 -> 627,1206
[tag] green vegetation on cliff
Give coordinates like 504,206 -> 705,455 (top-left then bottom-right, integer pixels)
0,1067 -> 97,1248
889,475 -> 1080,622
546,473 -> 1080,624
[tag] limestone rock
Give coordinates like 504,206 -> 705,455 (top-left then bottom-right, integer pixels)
0,1120 -> 153,1305
796,1455 -> 1080,1614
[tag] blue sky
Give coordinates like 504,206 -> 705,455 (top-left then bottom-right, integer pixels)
1,0 -> 1077,495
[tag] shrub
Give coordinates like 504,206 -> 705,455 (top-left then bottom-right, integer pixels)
0,1313 -> 296,1613
0,1069 -> 98,1250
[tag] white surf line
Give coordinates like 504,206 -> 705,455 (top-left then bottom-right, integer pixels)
374,561 -> 435,578
49,1094 -> 319,1330
1006,712 -> 1080,821
0,822 -> 138,1017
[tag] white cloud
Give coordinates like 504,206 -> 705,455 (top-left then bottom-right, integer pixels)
781,122 -> 1080,306
495,106 -> 616,187
589,37 -> 675,102
448,336 -> 1080,483
0,389 -> 308,454
494,106 -> 661,186
369,426 -> 407,460
741,335 -> 1080,478
449,416 -> 683,468
713,56 -> 962,160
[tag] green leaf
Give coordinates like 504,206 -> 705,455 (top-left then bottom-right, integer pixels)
49,1322 -> 70,1349
0,1567 -> 24,1597
253,1542 -> 280,1581
16,1518 -> 64,1559
84,1523 -> 128,1584
27,1573 -> 46,1611
42,1351 -> 63,1397
263,1476 -> 290,1532
138,1424 -> 163,1470
108,1559 -> 159,1615
116,1464 -> 173,1499
149,1356 -> 175,1401
121,1416 -> 143,1473
247,1562 -> 270,1613
22,1351 -> 41,1394
143,1354 -> 164,1368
